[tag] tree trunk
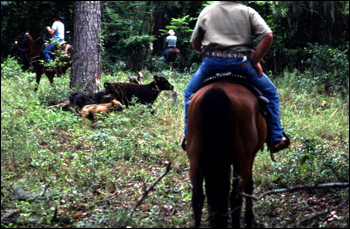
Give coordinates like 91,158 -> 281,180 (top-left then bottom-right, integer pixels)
152,3 -> 165,56
70,1 -> 101,93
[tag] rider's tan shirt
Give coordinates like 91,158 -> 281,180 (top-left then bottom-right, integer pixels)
191,1 -> 272,53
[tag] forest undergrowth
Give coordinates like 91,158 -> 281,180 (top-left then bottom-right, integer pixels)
1,57 -> 349,228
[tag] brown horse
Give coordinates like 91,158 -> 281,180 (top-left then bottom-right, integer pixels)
165,47 -> 181,63
16,32 -> 73,91
186,81 -> 267,228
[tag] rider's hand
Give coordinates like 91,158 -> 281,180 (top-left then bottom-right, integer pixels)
47,26 -> 51,31
251,33 -> 273,78
252,61 -> 263,78
251,51 -> 263,78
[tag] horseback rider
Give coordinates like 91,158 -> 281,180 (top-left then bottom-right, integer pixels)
162,29 -> 177,62
42,10 -> 65,72
182,1 -> 290,154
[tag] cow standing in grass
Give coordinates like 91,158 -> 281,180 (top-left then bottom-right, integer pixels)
104,75 -> 174,107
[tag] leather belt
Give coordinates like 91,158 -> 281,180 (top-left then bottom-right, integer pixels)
204,50 -> 251,58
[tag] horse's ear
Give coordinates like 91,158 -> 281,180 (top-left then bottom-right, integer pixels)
153,75 -> 159,80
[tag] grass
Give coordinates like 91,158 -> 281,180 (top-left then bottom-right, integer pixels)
1,58 -> 349,228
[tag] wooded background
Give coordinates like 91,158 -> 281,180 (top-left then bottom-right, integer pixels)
2,1 -> 349,92
1,1 -> 349,228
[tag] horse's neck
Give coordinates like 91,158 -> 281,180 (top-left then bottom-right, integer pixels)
25,34 -> 34,43
26,35 -> 42,57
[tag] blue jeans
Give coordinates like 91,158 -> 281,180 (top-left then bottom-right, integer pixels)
43,38 -> 64,63
184,56 -> 284,142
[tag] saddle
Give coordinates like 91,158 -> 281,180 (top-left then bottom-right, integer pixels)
58,42 -> 73,55
202,72 -> 269,116
42,42 -> 72,55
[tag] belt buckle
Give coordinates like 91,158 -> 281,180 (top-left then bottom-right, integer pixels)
226,52 -> 239,58
234,52 -> 244,58
209,51 -> 221,57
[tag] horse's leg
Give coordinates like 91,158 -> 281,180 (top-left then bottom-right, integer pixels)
46,72 -> 55,86
190,164 -> 205,228
230,175 -> 243,228
244,173 -> 254,228
231,158 -> 252,228
34,70 -> 43,91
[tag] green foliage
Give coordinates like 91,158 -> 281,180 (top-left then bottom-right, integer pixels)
344,1 -> 350,15
101,1 -> 156,73
117,34 -> 155,71
259,73 -> 350,188
102,35 -> 154,73
303,43 -> 349,94
202,1 -> 219,7
2,1 -> 350,75
1,1 -> 350,227
143,55 -> 169,73
272,43 -> 349,95
1,1 -> 75,62
163,15 -> 196,45
1,58 -> 349,228
162,15 -> 201,70
1,56 -> 23,79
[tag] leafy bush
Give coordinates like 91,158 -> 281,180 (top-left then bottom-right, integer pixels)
103,35 -> 155,73
304,43 -> 349,94
272,44 -> 349,95
1,56 -> 23,79
143,55 -> 169,73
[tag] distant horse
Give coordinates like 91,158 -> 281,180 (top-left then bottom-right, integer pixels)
165,47 -> 181,63
186,81 -> 267,228
16,32 -> 73,91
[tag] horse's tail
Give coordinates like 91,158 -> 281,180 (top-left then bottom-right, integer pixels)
200,87 -> 232,227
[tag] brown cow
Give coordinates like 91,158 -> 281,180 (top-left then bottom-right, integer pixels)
104,75 -> 174,107
81,99 -> 124,124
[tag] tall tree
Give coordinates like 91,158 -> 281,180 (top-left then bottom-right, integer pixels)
151,2 -> 165,56
70,1 -> 101,92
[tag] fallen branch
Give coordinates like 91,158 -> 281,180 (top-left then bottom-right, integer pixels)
1,219 -> 49,228
48,100 -> 81,116
133,163 -> 173,210
48,99 -> 71,109
1,210 -> 21,222
238,182 -> 349,227
241,182 -> 349,201
295,193 -> 349,227
123,163 -> 172,226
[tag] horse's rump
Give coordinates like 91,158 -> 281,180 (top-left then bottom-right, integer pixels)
165,48 -> 180,62
188,82 -> 263,158
186,82 -> 267,227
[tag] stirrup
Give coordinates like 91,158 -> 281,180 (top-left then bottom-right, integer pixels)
269,132 -> 290,161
